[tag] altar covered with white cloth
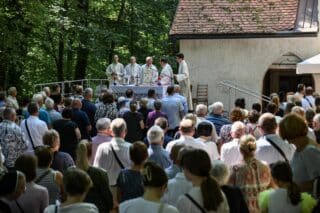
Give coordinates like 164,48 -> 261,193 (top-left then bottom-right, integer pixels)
110,85 -> 167,99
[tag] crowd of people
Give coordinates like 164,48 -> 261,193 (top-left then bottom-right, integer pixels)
0,80 -> 320,213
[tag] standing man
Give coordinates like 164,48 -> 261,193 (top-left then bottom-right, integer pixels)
6,87 -> 19,111
141,56 -> 158,85
0,108 -> 28,169
124,56 -> 142,84
81,88 -> 97,137
174,53 -> 193,111
106,54 -> 125,85
159,58 -> 173,86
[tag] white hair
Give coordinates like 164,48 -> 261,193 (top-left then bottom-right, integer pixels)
314,114 -> 320,123
146,56 -> 152,62
209,102 -> 223,114
231,121 -> 245,133
32,93 -> 44,104
96,118 -> 111,131
211,160 -> 230,185
8,87 -> 16,96
84,88 -> 93,98
45,97 -> 55,110
195,104 -> 208,116
147,125 -> 164,144
111,118 -> 127,137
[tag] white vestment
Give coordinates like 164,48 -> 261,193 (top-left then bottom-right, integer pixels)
141,64 -> 158,85
160,63 -> 173,86
124,63 -> 142,84
176,60 -> 193,110
105,62 -> 124,84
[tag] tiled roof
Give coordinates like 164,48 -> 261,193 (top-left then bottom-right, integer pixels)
170,0 -> 317,38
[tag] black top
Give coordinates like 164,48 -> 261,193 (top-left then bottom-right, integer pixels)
123,111 -> 144,143
85,166 -> 113,213
314,130 -> 320,144
0,199 -> 12,213
53,119 -> 79,160
221,185 -> 249,213
81,99 -> 97,137
71,108 -> 91,140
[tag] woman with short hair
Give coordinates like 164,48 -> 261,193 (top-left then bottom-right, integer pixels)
279,113 -> 320,193
44,168 -> 98,213
11,154 -> 49,213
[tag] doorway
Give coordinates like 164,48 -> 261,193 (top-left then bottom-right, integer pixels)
262,69 -> 314,98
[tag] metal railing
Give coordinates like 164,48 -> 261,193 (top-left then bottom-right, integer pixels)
34,79 -> 109,96
217,80 -> 271,112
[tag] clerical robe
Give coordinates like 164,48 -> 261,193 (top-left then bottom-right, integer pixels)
176,60 -> 193,111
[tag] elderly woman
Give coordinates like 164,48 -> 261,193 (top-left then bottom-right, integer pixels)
219,108 -> 244,145
211,161 -> 249,213
45,98 -> 62,123
228,135 -> 271,213
279,113 -> 320,193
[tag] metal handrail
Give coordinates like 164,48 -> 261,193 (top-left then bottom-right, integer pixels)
34,79 -> 108,96
218,81 -> 271,103
222,80 -> 271,101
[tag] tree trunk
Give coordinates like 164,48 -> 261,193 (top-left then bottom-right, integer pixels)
74,0 -> 89,80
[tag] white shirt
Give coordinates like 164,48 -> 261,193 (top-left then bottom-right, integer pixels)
220,139 -> 242,167
195,137 -> 219,162
176,187 -> 229,213
20,116 -> 48,151
166,135 -> 206,154
45,203 -> 98,213
120,197 -> 179,213
308,127 -> 316,141
255,134 -> 296,165
162,172 -> 192,206
6,95 -> 19,110
93,137 -> 131,185
302,95 -> 315,110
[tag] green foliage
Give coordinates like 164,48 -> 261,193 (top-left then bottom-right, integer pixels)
0,0 -> 179,97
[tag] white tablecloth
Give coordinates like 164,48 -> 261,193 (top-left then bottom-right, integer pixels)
110,85 -> 167,99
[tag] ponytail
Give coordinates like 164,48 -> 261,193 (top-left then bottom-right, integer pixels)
201,175 -> 224,211
287,181 -> 301,205
76,140 -> 90,171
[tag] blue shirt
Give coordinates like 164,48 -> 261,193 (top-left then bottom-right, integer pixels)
82,99 -> 97,136
173,93 -> 188,114
24,108 -> 52,126
161,95 -> 183,130
165,164 -> 182,179
206,114 -> 231,135
117,169 -> 144,202
148,144 -> 172,169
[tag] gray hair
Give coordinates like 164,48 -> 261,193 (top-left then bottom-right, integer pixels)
209,102 -> 223,114
45,97 -> 55,110
3,107 -> 16,120
96,118 -> 111,131
147,125 -> 164,144
314,114 -> 320,123
32,93 -> 44,104
84,88 -> 93,98
210,160 -> 230,185
111,118 -> 127,137
7,87 -> 16,96
195,104 -> 208,116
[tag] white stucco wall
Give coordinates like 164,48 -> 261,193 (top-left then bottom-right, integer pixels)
180,37 -> 320,112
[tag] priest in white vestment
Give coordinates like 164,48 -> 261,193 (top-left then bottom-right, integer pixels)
175,53 -> 193,111
106,54 -> 125,84
141,56 -> 158,85
160,58 -> 173,86
124,56 -> 142,84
